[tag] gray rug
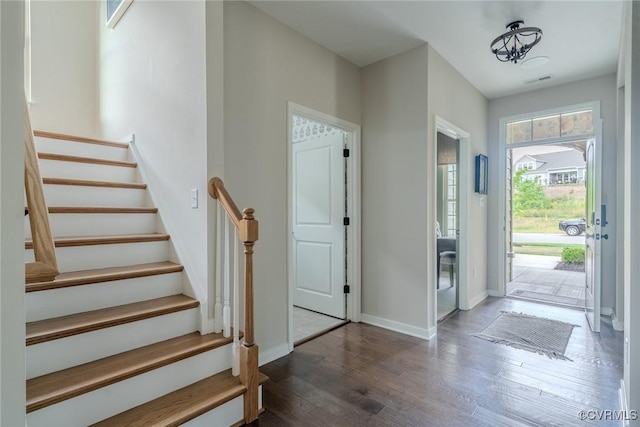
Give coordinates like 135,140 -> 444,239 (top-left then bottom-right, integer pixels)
472,311 -> 578,361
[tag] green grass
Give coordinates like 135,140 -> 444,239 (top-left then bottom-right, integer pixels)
513,242 -> 584,257
513,217 -> 566,234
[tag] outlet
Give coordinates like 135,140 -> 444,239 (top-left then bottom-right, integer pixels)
191,189 -> 198,209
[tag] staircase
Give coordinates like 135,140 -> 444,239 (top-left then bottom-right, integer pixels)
24,131 -> 265,426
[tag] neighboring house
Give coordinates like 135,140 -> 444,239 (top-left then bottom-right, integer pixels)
514,150 -> 586,185
1,0 -> 640,424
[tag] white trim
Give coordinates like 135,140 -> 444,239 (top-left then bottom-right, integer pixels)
433,116 -> 470,329
468,291 -> 489,309
612,312 -> 624,332
488,289 -> 503,297
497,101 -> 602,297
286,102 -> 362,353
258,343 -> 290,367
619,379 -> 629,427
361,314 -> 436,340
106,0 -> 133,29
601,307 -> 614,316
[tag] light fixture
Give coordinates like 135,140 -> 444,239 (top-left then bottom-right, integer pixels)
491,20 -> 543,64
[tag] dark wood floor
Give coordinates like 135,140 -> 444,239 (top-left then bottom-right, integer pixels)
251,297 -> 623,426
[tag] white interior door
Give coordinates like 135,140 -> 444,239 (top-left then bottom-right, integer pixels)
585,135 -> 601,332
292,132 -> 345,319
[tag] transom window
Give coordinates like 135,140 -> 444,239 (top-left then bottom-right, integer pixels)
506,109 -> 593,144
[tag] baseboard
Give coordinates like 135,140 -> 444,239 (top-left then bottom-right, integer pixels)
361,314 -> 435,340
488,289 -> 503,297
612,312 -> 624,331
259,343 -> 290,367
468,290 -> 489,309
602,307 -> 614,316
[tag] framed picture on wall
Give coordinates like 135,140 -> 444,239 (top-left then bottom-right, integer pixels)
106,0 -> 133,29
475,154 -> 488,195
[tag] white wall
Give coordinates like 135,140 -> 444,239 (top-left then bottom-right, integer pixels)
427,46 -> 489,309
487,74 -> 618,311
98,1 -> 212,317
30,0 -> 98,137
223,1 -> 361,360
361,45 -> 431,335
0,1 -> 26,423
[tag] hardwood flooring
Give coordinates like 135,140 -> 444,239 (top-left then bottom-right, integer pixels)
253,297 -> 623,426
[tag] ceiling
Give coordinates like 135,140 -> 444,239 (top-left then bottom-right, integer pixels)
248,1 -> 625,99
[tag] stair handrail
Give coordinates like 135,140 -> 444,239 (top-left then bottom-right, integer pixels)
208,177 -> 260,423
24,97 -> 59,283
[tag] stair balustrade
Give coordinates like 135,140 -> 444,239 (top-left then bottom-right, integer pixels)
24,97 -> 59,284
208,177 -> 260,424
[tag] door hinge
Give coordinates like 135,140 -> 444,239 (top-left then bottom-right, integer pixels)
343,148 -> 350,158
343,217 -> 350,226
344,284 -> 350,294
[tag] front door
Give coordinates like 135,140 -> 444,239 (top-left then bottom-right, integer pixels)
585,136 -> 601,332
292,132 -> 346,319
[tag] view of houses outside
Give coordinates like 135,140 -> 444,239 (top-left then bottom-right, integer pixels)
507,144 -> 586,307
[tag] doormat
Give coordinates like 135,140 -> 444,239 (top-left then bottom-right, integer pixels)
472,311 -> 578,361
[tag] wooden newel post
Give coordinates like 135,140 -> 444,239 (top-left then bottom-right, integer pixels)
239,207 -> 259,423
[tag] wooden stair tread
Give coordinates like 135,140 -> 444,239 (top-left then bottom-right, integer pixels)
48,206 -> 158,214
91,370 -> 269,427
26,261 -> 183,292
38,152 -> 137,168
25,233 -> 170,249
27,332 -> 234,413
34,130 -> 129,149
42,177 -> 146,190
26,295 -> 199,346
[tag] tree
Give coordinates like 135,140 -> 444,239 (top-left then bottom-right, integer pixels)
512,168 -> 550,215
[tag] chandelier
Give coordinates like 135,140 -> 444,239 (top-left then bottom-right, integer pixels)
490,20 -> 543,64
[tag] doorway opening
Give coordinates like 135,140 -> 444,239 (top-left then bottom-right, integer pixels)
506,141 -> 587,308
436,131 -> 459,320
498,102 -> 603,332
287,103 -> 361,350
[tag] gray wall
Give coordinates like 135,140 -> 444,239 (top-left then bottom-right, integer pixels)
0,1 -> 26,423
360,44 -> 489,335
487,73 -> 618,312
361,45 -> 431,334
427,46 -> 489,309
223,1 -> 362,361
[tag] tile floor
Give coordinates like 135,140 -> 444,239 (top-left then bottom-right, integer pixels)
293,306 -> 346,344
507,254 -> 585,307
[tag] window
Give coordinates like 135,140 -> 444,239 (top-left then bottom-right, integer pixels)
517,161 -> 535,171
446,164 -> 457,236
506,110 -> 593,144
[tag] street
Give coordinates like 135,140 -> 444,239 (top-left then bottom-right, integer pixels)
513,232 -> 585,245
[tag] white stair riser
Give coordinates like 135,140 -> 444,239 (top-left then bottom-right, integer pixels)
27,344 -> 232,426
43,185 -> 150,208
39,159 -> 139,183
35,137 -> 130,162
26,308 -> 199,379
25,240 -> 169,272
183,386 -> 264,427
26,272 -> 183,322
25,213 -> 158,239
